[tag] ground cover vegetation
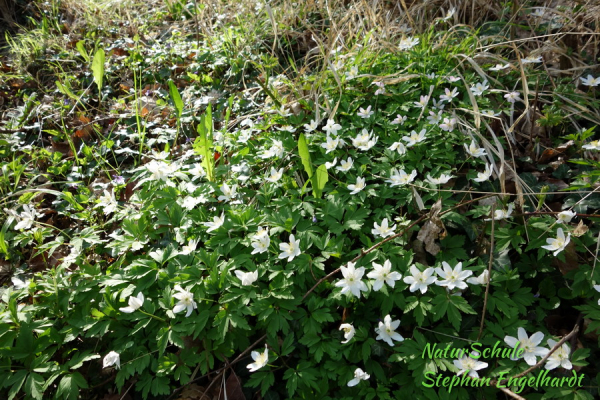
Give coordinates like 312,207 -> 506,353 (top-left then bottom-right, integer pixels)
1,0 -> 600,399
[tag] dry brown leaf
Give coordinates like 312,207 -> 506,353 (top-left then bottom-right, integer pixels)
572,220 -> 589,237
416,199 -> 445,256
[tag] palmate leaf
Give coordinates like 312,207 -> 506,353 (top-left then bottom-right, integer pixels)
24,373 -> 44,400
56,372 -> 88,400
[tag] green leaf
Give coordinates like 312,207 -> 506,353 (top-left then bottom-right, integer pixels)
298,133 -> 313,179
56,375 -> 74,400
446,303 -> 462,331
311,309 -> 334,323
284,369 -> 298,398
431,295 -> 449,321
314,164 -> 329,198
193,104 -> 215,181
168,81 -> 183,118
24,372 -> 44,400
67,351 -> 101,370
6,370 -> 28,400
449,296 -> 477,315
75,40 -> 89,62
0,228 -> 8,257
91,48 -> 105,94
55,81 -> 78,101
571,348 -> 590,366
168,330 -> 185,348
157,327 -> 170,357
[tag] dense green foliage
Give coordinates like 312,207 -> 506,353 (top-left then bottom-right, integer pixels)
1,1 -> 600,399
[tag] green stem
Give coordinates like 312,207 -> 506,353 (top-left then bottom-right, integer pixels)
139,310 -> 167,323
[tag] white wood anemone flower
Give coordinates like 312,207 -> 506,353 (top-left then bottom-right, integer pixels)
402,129 -> 427,147
544,339 -> 572,370
180,239 -> 198,255
95,189 -> 119,215
265,167 -> 283,183
103,351 -> 120,370
453,353 -> 488,378
367,260 -> 402,291
119,292 -> 144,313
336,157 -> 354,172
278,234 -> 301,262
14,204 -> 40,231
172,285 -> 197,317
374,315 -> 404,346
347,177 -> 366,195
388,142 -> 407,155
426,173 -> 453,185
435,262 -> 473,291
218,183 -> 238,202
251,235 -> 270,254
439,87 -> 459,102
334,261 -> 368,298
541,228 -> 571,256
386,169 -> 417,187
347,368 -> 370,386
556,210 -> 576,224
504,327 -> 549,366
203,213 -> 225,232
339,323 -> 356,344
582,140 -> 600,150
357,105 -> 374,118
464,140 -> 487,158
484,204 -> 514,221
371,218 -> 397,238
473,164 -> 493,182
234,270 -> 258,286
247,348 -> 269,372
323,119 -> 342,136
403,264 -> 437,294
325,157 -> 338,169
580,75 -> 600,87
467,270 -> 490,286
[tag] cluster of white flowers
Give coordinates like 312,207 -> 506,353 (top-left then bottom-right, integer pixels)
261,139 -> 285,159
504,328 -> 572,370
352,129 -> 378,151
386,168 -> 417,187
251,226 -> 270,254
336,260 -> 487,299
